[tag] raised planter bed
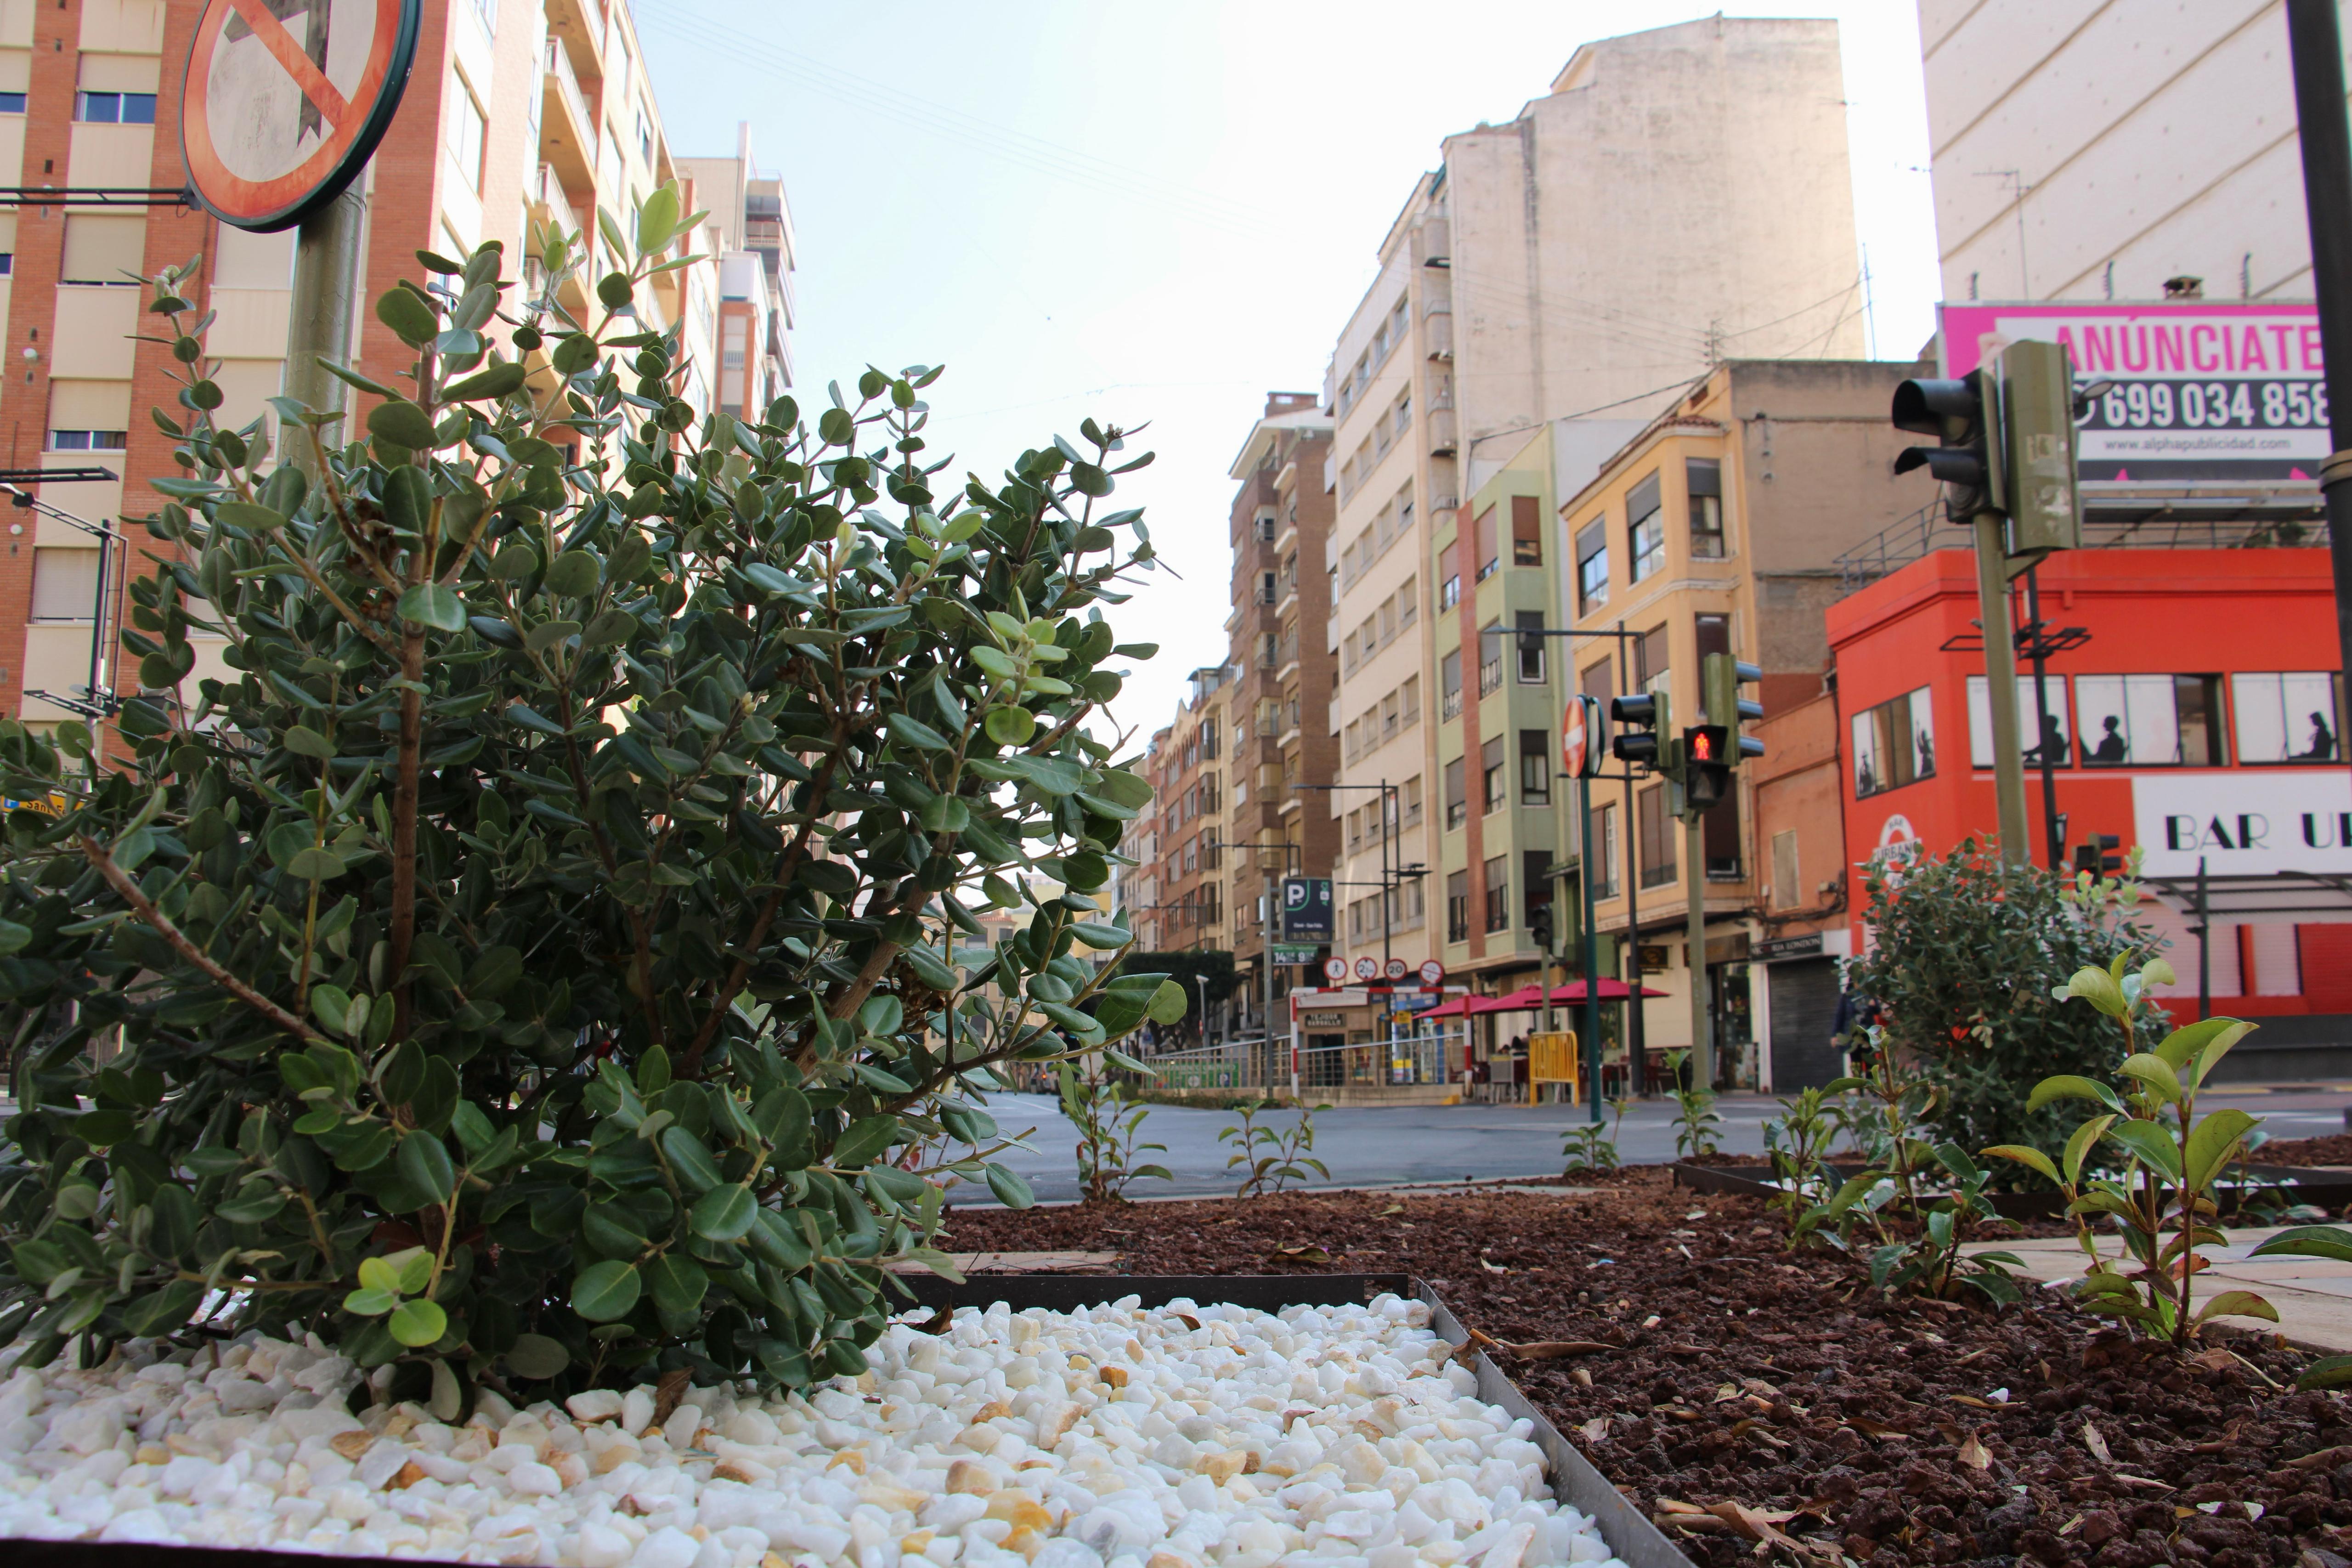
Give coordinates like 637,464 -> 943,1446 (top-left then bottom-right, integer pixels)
1669,1160 -> 2352,1220
1,1274 -> 1685,1568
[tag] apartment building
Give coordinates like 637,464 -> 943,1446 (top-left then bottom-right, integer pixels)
678,121 -> 795,417
1132,667 -> 1228,960
1221,392 -> 1337,1031
1324,16 -> 1868,985
1560,359 -> 1935,1090
3,0 -> 791,734
1917,1 -> 2329,306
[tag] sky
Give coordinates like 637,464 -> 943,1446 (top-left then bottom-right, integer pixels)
633,1 -> 1945,754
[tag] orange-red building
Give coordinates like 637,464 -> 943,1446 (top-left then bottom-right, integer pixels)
1828,541 -> 2352,1078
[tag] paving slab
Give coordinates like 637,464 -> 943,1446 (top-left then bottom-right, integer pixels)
1968,1227 -> 2352,1352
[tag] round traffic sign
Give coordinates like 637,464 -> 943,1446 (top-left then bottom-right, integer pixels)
1354,957 -> 1379,980
1322,957 -> 1349,984
1419,959 -> 1446,986
1384,959 -> 1408,981
183,0 -> 422,232
1562,695 -> 1589,778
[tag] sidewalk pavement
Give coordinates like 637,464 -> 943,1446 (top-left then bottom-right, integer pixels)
1967,1227 -> 2352,1353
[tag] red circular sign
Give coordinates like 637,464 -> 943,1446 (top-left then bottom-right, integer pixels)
1353,957 -> 1379,980
1384,959 -> 1408,981
1562,696 -> 1589,779
1322,957 -> 1349,984
182,0 -> 421,232
1419,959 -> 1446,986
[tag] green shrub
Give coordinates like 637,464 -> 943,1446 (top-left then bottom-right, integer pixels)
1848,836 -> 2163,1181
0,187 -> 1179,1409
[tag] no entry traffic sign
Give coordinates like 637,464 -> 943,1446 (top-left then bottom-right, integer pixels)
182,0 -> 420,232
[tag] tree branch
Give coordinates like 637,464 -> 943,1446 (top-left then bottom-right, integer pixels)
76,835 -> 326,1048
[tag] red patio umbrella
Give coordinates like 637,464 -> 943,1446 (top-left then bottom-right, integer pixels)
1419,993 -> 1524,1018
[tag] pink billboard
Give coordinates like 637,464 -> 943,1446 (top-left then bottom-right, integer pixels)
1939,300 -> 2325,485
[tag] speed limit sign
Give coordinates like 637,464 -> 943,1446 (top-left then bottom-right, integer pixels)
1354,957 -> 1379,980
182,0 -> 422,232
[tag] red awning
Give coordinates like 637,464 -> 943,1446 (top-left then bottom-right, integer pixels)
1485,979 -> 1668,1010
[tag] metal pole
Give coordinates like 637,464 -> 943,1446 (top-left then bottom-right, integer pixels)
1289,995 -> 1300,1104
1683,813 -> 1710,1088
283,187 -> 367,476
1378,778 -> 1392,973
1617,626 -> 1646,1083
1974,515 -> 2032,864
1579,773 -> 1602,1125
2024,566 -> 2064,870
2284,0 -> 2352,763
2196,855 -> 2211,1022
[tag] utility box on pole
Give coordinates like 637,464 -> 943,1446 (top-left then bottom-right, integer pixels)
2000,339 -> 2083,568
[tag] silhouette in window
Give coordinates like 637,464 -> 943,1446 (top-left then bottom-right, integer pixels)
2304,710 -> 2337,761
2089,714 -> 2127,764
1914,726 -> 1934,779
2021,712 -> 2071,768
1855,754 -> 1876,797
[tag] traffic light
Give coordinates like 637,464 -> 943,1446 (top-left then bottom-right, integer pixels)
1703,653 -> 1765,762
1682,724 -> 1730,810
1530,901 -> 1555,953
2072,834 -> 2122,879
2001,340 -> 2082,561
1892,370 -> 2004,522
1611,689 -> 1668,769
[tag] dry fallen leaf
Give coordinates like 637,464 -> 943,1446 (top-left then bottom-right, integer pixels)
1376,1204 -> 1405,1217
1571,1367 -> 1593,1389
1958,1433 -> 1993,1471
1479,1258 -> 1509,1274
1848,1417 -> 1911,1441
1579,1416 -> 1609,1443
2082,1421 -> 2113,1465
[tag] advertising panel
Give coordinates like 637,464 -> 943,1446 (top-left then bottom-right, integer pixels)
2131,770 -> 2352,877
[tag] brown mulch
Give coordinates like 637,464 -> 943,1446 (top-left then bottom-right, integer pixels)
943,1171 -> 2352,1567
2253,1132 -> 2352,1167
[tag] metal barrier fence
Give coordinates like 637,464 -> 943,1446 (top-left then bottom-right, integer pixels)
1141,1029 -> 1466,1093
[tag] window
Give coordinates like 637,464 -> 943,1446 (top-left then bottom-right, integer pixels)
1581,659 -> 1614,711
1524,850 -> 1554,934
1483,856 -> 1510,934
1478,620 -> 1502,697
1258,570 -> 1276,604
1482,736 -> 1505,815
1687,459 -> 1724,558
448,80 -> 486,193
1440,573 -> 1460,611
1515,610 -> 1545,683
1627,472 -> 1664,582
1591,803 -> 1620,900
469,0 -> 498,30
1969,675 -> 2074,769
74,92 -> 155,125
2074,674 -> 2227,766
1575,519 -> 1609,614
1518,729 -> 1550,805
1851,686 -> 1936,798
637,108 -> 655,165
1445,756 -> 1467,829
29,549 -> 98,622
722,318 -> 747,371
1511,495 -> 1543,566
1447,871 -> 1470,944
0,93 -> 25,114
1474,505 -> 1499,581
60,215 -> 142,285
1402,774 -> 1423,826
1398,576 -> 1418,628
1634,624 -> 1670,696
1402,675 -> 1420,728
1638,785 -> 1675,888
1441,649 -> 1463,721
0,255 -> 13,276
49,430 -> 127,451
1381,690 -> 1400,739
2233,672 -> 2345,763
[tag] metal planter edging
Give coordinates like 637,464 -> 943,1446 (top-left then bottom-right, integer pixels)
4,1273 -> 1695,1568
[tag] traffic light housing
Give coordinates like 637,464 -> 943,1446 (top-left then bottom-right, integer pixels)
1893,370 -> 2004,522
2001,339 -> 2082,562
1682,724 -> 1730,811
1703,652 -> 1765,762
2073,834 -> 2122,878
1530,901 -> 1555,953
1611,689 -> 1668,770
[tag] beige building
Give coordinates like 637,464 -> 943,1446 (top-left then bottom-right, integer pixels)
1323,16 -> 1868,983
1918,0 -> 2344,303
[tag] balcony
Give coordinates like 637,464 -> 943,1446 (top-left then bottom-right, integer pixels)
1425,298 -> 1453,361
1427,407 -> 1457,458
541,39 -> 597,193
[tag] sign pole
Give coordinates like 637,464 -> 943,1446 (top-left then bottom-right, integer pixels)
1683,812 -> 1710,1087
1579,772 -> 1602,1125
1288,999 -> 1300,1105
1973,512 -> 2033,865
283,188 -> 365,476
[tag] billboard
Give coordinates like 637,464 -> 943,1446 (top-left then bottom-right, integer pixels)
1939,301 -> 2324,485
2132,771 -> 2352,878
1280,877 -> 1333,940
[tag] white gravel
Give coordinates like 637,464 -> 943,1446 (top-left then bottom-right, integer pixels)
0,1292 -> 1627,1568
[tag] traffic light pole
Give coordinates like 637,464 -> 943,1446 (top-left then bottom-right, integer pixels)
1577,772 -> 1602,1125
1682,812 -> 1710,1088
1973,514 -> 2034,865
2285,0 -> 2352,775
